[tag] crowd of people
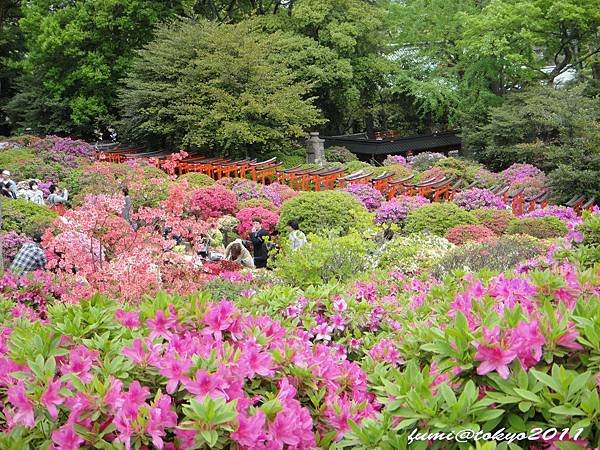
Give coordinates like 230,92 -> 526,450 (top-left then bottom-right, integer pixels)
0,169 -> 68,208
8,183 -> 308,276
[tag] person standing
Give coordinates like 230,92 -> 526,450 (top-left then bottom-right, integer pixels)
287,219 -> 307,250
122,187 -> 132,225
10,233 -> 47,275
26,181 -> 45,205
0,170 -> 17,198
249,217 -> 269,268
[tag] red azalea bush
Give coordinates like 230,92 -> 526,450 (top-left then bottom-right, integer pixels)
189,185 -> 238,220
472,208 -> 515,235
236,207 -> 279,238
445,223 -> 495,245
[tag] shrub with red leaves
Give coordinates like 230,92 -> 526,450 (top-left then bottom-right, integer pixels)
472,208 -> 515,235
202,259 -> 242,275
445,224 -> 495,246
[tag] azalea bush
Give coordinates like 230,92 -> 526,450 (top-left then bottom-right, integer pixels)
232,180 -> 262,201
236,207 -> 279,239
1,199 -> 57,237
472,208 -> 515,235
432,234 -> 548,276
507,217 -> 569,239
176,172 -> 215,188
454,188 -> 507,210
189,185 -> 238,220
278,191 -> 373,236
405,203 -> 478,236
374,195 -> 430,225
343,184 -> 384,212
445,224 -> 495,245
409,152 -> 447,171
272,231 -> 375,287
261,182 -> 297,207
376,233 -> 454,273
325,146 -> 357,163
0,231 -> 31,268
0,293 -> 377,449
383,155 -> 407,166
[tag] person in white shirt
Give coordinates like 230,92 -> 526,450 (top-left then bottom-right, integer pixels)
0,170 -> 17,198
287,219 -> 307,250
26,181 -> 45,205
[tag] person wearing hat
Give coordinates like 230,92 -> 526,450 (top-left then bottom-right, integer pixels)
0,170 -> 17,199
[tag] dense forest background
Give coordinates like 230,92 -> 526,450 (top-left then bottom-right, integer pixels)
0,0 -> 599,191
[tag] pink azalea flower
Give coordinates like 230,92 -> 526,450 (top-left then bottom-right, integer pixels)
159,356 -> 192,394
557,327 -> 584,350
231,410 -> 266,447
146,393 -> 178,449
115,309 -> 141,328
183,370 -> 224,399
203,301 -> 237,339
60,345 -> 99,383
51,423 -> 83,450
6,381 -> 35,427
510,321 -> 545,369
41,378 -> 64,420
122,338 -> 147,365
238,343 -> 274,378
474,345 -> 518,379
147,309 -> 177,340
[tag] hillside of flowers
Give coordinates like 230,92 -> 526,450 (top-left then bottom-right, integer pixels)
0,137 -> 599,449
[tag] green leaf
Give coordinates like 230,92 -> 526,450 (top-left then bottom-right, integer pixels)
513,388 -> 540,403
548,405 -> 585,416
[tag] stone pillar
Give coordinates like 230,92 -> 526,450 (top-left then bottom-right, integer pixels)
306,132 -> 326,166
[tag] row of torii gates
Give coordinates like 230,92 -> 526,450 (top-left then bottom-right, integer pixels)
97,144 -> 596,216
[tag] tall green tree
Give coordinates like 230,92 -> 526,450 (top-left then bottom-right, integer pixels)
118,19 -> 324,157
6,0 -> 187,138
0,0 -> 22,136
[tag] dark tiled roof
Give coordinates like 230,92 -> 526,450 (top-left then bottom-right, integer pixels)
323,132 -> 461,155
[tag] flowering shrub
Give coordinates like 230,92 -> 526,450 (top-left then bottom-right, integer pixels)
473,167 -> 500,187
507,216 -> 569,239
374,195 -> 430,224
343,184 -> 384,212
176,172 -> 215,188
325,146 -> 357,163
500,163 -> 544,184
377,233 -> 454,273
405,202 -> 478,236
0,293 -> 377,448
236,207 -> 279,238
383,154 -> 407,166
445,224 -> 495,245
0,270 -> 62,319
238,198 -> 277,211
472,208 -> 515,235
409,151 -> 446,171
524,205 -> 581,231
0,231 -> 31,268
232,180 -> 262,201
261,182 -> 297,207
189,185 -> 238,220
454,188 -> 507,210
432,234 -> 548,276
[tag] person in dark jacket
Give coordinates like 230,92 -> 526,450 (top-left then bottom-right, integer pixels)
249,217 -> 269,268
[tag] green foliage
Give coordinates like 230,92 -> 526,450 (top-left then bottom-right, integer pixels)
272,231 -> 374,288
7,0 -> 186,137
377,233 -> 455,274
176,172 -> 215,188
1,198 -> 57,236
432,234 -> 547,276
119,18 -> 324,157
278,190 -> 373,236
325,146 -> 357,163
404,202 -> 478,236
472,208 -> 515,235
0,148 -> 36,179
507,216 -> 569,240
433,157 -> 484,183
579,212 -> 600,248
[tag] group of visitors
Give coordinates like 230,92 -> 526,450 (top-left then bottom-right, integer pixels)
8,180 -> 308,275
0,169 -> 68,207
223,218 -> 307,269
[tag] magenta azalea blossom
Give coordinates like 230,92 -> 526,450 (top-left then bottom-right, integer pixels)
51,423 -> 83,450
474,345 -> 518,379
41,378 -> 64,420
